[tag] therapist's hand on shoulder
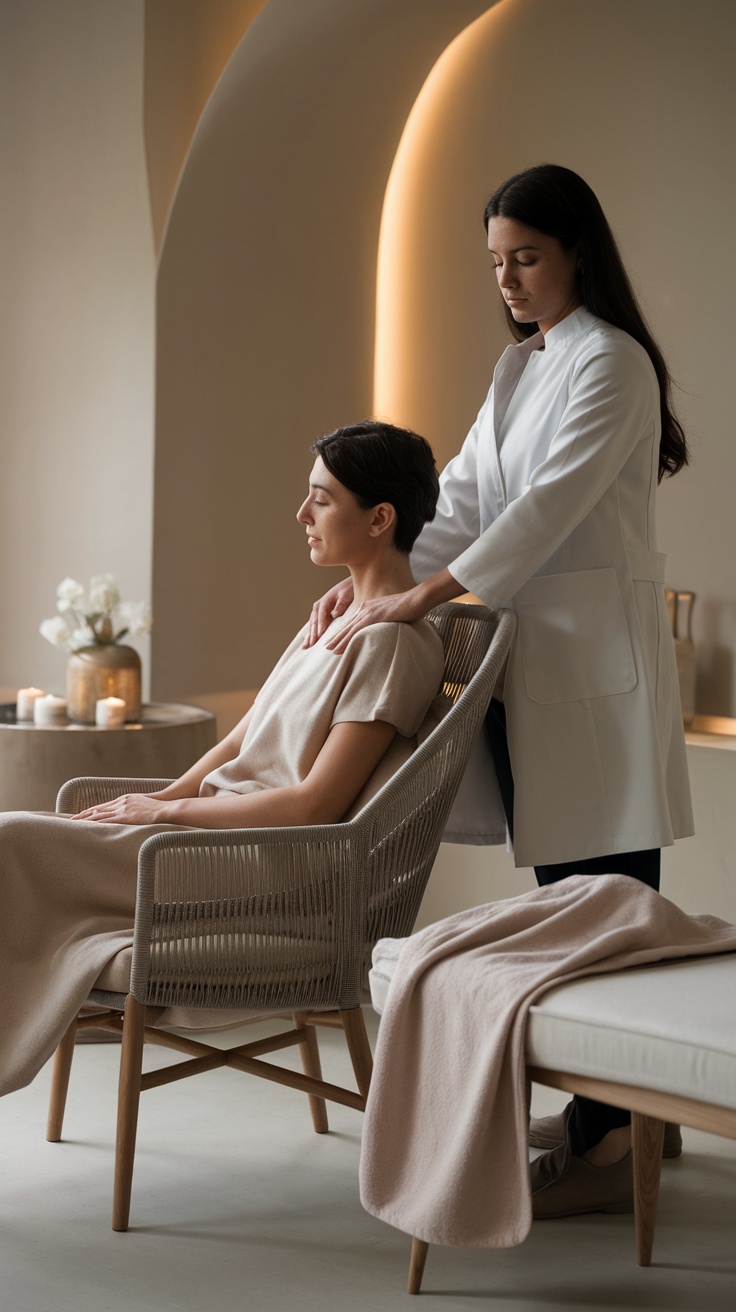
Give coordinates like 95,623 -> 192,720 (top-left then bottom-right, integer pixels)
311,568 -> 463,654
326,590 -> 427,654
304,577 -> 354,646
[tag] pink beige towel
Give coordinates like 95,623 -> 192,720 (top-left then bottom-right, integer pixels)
359,874 -> 736,1248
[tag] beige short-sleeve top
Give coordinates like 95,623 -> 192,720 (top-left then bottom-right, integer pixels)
200,618 -> 445,801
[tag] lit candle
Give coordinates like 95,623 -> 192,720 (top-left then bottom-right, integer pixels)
95,696 -> 126,728
16,687 -> 46,721
33,694 -> 68,726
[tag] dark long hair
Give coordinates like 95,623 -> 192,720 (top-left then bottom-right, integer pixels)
483,164 -> 688,480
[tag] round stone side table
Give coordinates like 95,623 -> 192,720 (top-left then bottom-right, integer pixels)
0,702 -> 217,812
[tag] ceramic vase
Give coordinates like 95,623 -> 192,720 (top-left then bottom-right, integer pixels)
66,644 -> 142,724
665,589 -> 696,726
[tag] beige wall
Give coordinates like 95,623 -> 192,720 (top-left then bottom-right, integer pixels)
0,0 -> 154,697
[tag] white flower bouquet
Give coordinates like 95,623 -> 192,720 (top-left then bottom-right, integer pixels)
40,575 -> 153,652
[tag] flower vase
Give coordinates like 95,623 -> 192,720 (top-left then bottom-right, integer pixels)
66,644 -> 142,724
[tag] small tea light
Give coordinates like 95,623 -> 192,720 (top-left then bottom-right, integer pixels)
16,687 -> 46,721
33,694 -> 68,726
95,696 -> 126,728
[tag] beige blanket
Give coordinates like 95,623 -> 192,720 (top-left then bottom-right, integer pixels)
359,874 -> 736,1248
0,810 -> 184,1097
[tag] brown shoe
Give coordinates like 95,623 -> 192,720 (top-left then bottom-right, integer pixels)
531,1140 -> 634,1219
530,1104 -> 683,1158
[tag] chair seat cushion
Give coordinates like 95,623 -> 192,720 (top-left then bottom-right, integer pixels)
369,937 -> 404,1014
94,934 -> 338,996
94,947 -> 133,993
370,940 -> 736,1111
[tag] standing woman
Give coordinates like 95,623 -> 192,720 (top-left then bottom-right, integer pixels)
309,164 -> 694,1214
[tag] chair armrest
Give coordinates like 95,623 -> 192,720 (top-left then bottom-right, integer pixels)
56,776 -> 176,813
134,821 -> 361,911
130,822 -> 368,1011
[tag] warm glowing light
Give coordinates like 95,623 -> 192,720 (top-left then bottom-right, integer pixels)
373,7 -> 502,423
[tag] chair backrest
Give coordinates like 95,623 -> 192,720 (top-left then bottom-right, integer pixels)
427,602 -> 503,704
349,604 -> 515,993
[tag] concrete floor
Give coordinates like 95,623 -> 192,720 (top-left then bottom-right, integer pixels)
1,1011 -> 734,1312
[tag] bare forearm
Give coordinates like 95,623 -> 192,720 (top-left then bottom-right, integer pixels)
151,785 -> 342,829
413,568 -> 465,611
73,721 -> 396,829
150,721 -> 249,800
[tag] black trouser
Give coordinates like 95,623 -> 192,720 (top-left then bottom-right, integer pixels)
486,699 -> 661,1152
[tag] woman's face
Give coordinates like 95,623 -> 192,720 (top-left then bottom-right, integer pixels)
487,216 -> 580,335
297,456 -> 389,567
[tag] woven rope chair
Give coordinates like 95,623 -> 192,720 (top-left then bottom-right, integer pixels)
48,603 -> 515,1231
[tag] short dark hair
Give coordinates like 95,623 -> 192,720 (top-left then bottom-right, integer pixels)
483,164 -> 688,480
311,420 -> 439,553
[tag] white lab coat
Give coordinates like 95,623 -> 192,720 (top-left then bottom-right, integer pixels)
412,307 -> 693,866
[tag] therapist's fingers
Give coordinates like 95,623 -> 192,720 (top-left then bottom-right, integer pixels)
325,593 -> 418,654
304,579 -> 354,646
325,619 -> 365,655
329,581 -> 353,619
305,598 -> 326,648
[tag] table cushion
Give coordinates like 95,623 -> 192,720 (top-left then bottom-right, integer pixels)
526,955 -> 736,1109
370,940 -> 736,1111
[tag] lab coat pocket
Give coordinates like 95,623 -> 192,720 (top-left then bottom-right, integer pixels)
516,567 -> 637,704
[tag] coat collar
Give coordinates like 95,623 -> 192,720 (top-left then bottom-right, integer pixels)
542,304 -> 599,350
488,307 -> 600,508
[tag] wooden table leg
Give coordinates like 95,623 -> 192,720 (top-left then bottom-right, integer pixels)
408,1237 -> 429,1294
632,1112 -> 665,1266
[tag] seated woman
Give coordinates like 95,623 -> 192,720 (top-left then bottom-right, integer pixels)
0,421 -> 445,1097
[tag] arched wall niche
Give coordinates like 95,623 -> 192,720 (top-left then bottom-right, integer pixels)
144,0 -> 268,256
375,0 -> 736,715
151,0 -> 495,701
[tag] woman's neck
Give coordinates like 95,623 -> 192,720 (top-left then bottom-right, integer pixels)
349,552 -> 417,607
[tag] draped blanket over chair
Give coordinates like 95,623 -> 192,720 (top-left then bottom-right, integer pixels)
45,604 -> 516,1230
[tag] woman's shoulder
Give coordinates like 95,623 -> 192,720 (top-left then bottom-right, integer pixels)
345,617 -> 444,665
336,620 -> 445,693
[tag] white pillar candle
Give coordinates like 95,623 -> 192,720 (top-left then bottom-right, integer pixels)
16,687 -> 46,721
33,694 -> 68,726
95,696 -> 126,728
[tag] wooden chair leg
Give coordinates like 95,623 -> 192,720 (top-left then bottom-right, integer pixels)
46,1017 -> 79,1142
293,1012 -> 329,1133
408,1237 -> 429,1294
632,1112 -> 665,1266
340,1006 -> 373,1103
112,995 -> 146,1232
